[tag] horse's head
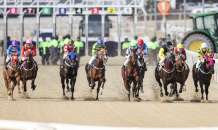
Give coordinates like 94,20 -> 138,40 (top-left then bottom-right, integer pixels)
176,54 -> 185,66
129,47 -> 139,65
97,49 -> 108,63
68,50 -> 77,66
166,50 -> 176,64
10,53 -> 19,69
24,50 -> 33,62
204,54 -> 215,72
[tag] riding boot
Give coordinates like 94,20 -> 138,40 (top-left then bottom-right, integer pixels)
195,68 -> 199,73
121,65 -> 126,71
139,66 -> 143,71
87,64 -> 91,70
4,60 -> 10,70
76,60 -> 80,68
60,59 -> 65,69
144,62 -> 147,71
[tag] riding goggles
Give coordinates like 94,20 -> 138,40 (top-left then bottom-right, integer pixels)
98,43 -> 103,46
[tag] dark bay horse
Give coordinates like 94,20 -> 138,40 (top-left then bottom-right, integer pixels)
192,54 -> 215,102
3,53 -> 21,100
121,47 -> 140,101
175,54 -> 189,93
60,50 -> 78,100
85,49 -> 108,100
20,51 -> 38,92
138,54 -> 147,93
155,51 -> 177,97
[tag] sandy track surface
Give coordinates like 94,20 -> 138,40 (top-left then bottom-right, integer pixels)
1,56 -> 218,128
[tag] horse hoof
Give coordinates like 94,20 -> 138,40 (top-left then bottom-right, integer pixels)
89,87 -> 92,92
183,87 -> 186,91
195,89 -> 198,92
8,95 -> 10,100
179,90 -> 182,93
169,93 -> 172,97
66,89 -> 70,93
140,90 -> 144,93
201,100 -> 204,103
71,98 -> 74,101
18,91 -> 21,94
160,93 -> 163,97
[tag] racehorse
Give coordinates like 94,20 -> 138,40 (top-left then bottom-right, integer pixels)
138,53 -> 146,93
60,50 -> 78,100
155,51 -> 177,97
175,54 -> 189,93
121,47 -> 141,101
85,49 -> 108,100
192,54 -> 215,102
20,51 -> 38,92
3,53 -> 21,100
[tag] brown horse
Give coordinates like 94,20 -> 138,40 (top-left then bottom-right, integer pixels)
3,53 -> 21,100
20,51 -> 38,92
155,51 -> 177,97
85,49 -> 108,100
121,47 -> 140,101
175,54 -> 189,93
192,54 -> 215,102
60,50 -> 78,100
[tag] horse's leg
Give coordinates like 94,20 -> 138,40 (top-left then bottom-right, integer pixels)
23,79 -> 27,92
61,76 -> 65,96
99,78 -> 106,95
164,84 -> 168,96
179,81 -> 185,93
170,84 -> 173,96
96,80 -> 101,100
11,80 -> 16,99
4,76 -> 9,94
7,78 -> 12,100
125,76 -> 131,101
199,81 -> 204,102
70,76 -> 76,100
16,76 -> 21,94
66,76 -> 70,93
132,80 -> 137,98
31,78 -> 36,91
155,76 -> 163,97
205,83 -> 210,101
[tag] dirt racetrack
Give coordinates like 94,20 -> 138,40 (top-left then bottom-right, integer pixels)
1,55 -> 218,128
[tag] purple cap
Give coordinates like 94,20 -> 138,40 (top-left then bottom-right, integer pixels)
12,40 -> 18,46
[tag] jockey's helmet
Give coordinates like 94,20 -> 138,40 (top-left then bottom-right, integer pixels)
177,44 -> 183,53
12,40 -> 18,47
138,39 -> 144,45
97,39 -> 103,47
68,40 -> 74,47
201,43 -> 208,49
166,41 -> 173,51
201,43 -> 208,52
26,39 -> 32,44
130,40 -> 137,47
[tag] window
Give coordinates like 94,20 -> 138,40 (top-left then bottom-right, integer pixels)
196,17 -> 204,30
204,15 -> 216,29
204,15 -> 217,39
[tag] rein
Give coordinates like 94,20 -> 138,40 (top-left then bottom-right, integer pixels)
64,58 -> 76,68
9,63 -> 20,71
199,64 -> 212,74
23,59 -> 35,71
161,60 -> 175,73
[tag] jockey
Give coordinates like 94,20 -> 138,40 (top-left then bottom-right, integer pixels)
60,40 -> 79,68
87,38 -> 107,70
20,39 -> 36,67
4,40 -> 21,70
174,43 -> 188,70
195,43 -> 211,73
157,41 -> 174,71
136,39 -> 148,71
121,40 -> 143,71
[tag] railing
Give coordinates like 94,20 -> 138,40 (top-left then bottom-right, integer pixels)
186,50 -> 218,82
